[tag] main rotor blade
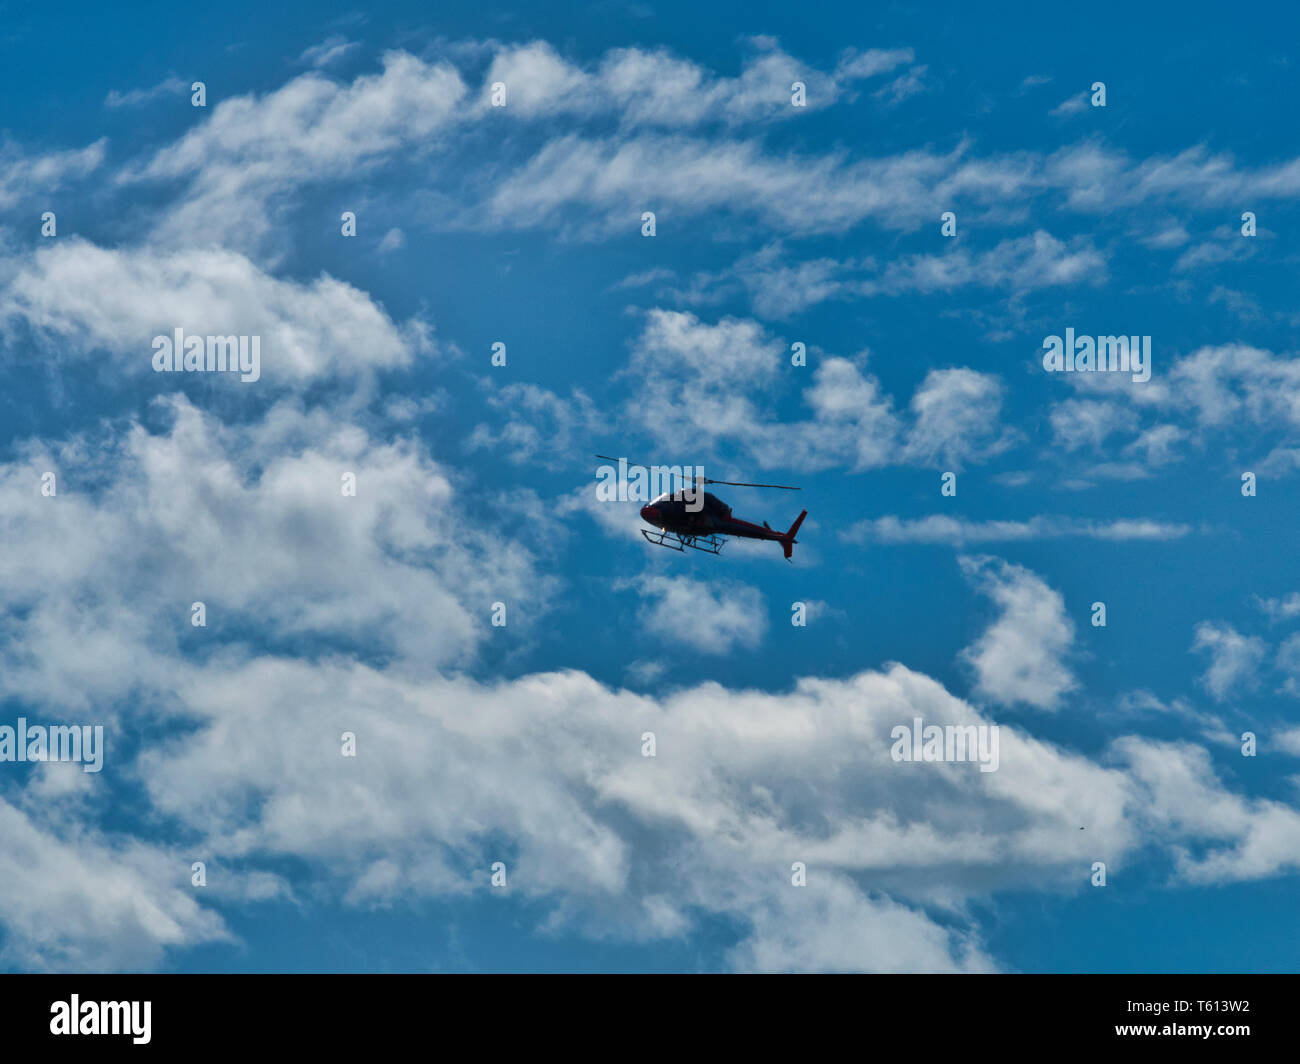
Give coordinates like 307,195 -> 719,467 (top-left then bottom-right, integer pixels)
595,457 -> 800,490
595,455 -> 691,481
703,478 -> 801,490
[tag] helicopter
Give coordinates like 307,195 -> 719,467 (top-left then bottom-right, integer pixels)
595,455 -> 807,560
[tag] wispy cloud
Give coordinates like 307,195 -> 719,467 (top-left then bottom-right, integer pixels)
105,75 -> 189,108
298,35 -> 359,68
843,515 -> 1192,546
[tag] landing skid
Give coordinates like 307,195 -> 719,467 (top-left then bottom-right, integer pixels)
641,529 -> 724,555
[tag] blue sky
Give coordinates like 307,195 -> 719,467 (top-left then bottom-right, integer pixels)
0,0 -> 1298,972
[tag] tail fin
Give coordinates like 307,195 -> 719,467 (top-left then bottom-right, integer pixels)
781,510 -> 808,560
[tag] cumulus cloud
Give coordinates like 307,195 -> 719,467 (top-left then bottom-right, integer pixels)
630,574 -> 767,654
0,396 -> 1292,969
0,799 -> 230,971
112,652 -> 1300,967
1049,399 -> 1139,452
0,387 -> 1211,972
959,557 -> 1077,710
0,396 -> 553,708
1192,622 -> 1266,702
1049,342 -> 1300,475
1119,737 -> 1300,883
128,50 -> 468,248
1164,344 -> 1300,430
904,369 -> 1010,470
0,239 -> 422,384
624,310 -> 1016,475
6,30 -> 1300,976
127,659 -> 1128,970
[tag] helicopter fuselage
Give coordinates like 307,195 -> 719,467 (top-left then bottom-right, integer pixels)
640,491 -> 791,545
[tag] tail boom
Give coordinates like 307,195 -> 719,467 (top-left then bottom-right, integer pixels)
715,509 -> 809,559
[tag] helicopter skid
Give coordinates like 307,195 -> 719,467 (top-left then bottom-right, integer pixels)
640,528 -> 724,555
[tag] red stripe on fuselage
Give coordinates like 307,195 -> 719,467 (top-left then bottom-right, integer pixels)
715,517 -> 782,541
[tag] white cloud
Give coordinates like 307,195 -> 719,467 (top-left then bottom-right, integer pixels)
1258,593 -> 1300,622
1051,343 -> 1300,472
105,75 -> 189,108
784,357 -> 901,471
5,31 -> 1300,975
626,308 -> 784,449
1049,92 -> 1088,117
1165,344 -> 1300,429
844,515 -> 1191,546
0,398 -> 1197,971
959,557 -> 1077,710
904,368 -> 1010,470
631,575 -> 767,654
622,311 -> 1018,475
683,232 -> 1104,319
0,140 -> 106,208
131,657 -> 1128,970
1118,737 -> 1300,883
0,396 -> 554,708
834,47 -> 915,80
483,134 -> 1005,237
1111,690 -> 1236,748
1276,633 -> 1300,695
873,65 -> 928,105
466,382 -> 605,469
481,130 -> 1300,238
1124,424 -> 1186,466
729,874 -> 991,973
1016,75 -> 1052,93
477,38 -> 914,125
1192,622 -> 1266,701
0,404 -> 1291,969
1276,727 -> 1300,756
1050,399 -> 1138,452
73,45 -> 1300,260
1,238 -> 421,384
129,51 -> 468,248
866,231 -> 1106,296
0,798 -> 230,971
625,310 -> 903,473
299,35 -> 359,68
